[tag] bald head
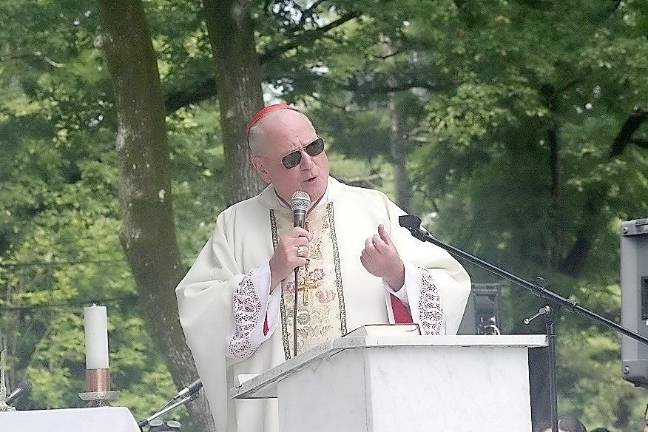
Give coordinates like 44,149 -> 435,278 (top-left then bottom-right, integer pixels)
248,108 -> 316,156
247,107 -> 329,202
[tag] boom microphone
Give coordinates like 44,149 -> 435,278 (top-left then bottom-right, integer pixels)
174,378 -> 202,400
6,380 -> 31,405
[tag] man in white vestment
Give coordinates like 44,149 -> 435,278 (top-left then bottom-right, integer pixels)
176,104 -> 471,432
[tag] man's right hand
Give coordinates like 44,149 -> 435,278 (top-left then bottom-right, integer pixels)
269,227 -> 312,290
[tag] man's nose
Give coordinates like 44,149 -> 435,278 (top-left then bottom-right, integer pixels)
299,149 -> 315,169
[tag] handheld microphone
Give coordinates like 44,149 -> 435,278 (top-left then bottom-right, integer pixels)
290,191 -> 310,228
290,191 -> 310,358
6,380 -> 31,405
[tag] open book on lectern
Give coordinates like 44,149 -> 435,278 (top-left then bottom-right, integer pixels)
343,323 -> 421,337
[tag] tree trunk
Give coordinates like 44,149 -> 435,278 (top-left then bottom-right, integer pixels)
95,2 -> 214,430
542,83 -> 561,270
548,123 -> 561,269
389,94 -> 411,212
202,0 -> 265,205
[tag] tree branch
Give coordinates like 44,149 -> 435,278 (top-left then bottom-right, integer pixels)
258,11 -> 360,64
631,139 -> 648,149
164,11 -> 360,113
3,51 -> 65,68
373,49 -> 401,60
332,173 -> 383,189
344,76 -> 449,95
165,77 -> 217,113
609,107 -> 648,158
300,0 -> 327,26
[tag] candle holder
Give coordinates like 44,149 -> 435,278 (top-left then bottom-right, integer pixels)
78,368 -> 119,407
80,304 -> 117,407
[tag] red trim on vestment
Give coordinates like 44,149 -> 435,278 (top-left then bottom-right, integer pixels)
263,315 -> 269,336
390,293 -> 413,323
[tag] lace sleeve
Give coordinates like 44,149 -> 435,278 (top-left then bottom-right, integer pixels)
418,269 -> 444,335
384,262 -> 445,335
226,273 -> 262,359
226,264 -> 281,359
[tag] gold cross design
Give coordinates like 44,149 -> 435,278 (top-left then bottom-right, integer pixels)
298,261 -> 319,306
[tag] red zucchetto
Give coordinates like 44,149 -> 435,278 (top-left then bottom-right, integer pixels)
245,103 -> 293,134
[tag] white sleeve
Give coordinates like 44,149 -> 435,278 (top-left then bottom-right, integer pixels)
382,263 -> 410,304
177,207 -> 281,362
226,262 -> 282,359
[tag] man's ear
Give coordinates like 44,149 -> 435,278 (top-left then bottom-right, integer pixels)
251,156 -> 272,183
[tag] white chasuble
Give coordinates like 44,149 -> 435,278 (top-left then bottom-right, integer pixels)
176,177 -> 471,432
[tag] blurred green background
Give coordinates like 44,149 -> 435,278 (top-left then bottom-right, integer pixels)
1,0 -> 647,430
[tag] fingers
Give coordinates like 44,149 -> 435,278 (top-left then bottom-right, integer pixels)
296,244 -> 310,258
360,253 -> 369,270
361,224 -> 401,279
378,224 -> 391,245
372,233 -> 389,254
270,224 -> 315,284
364,236 -> 373,252
290,227 -> 312,241
294,256 -> 308,267
295,236 -> 309,247
277,228 -> 311,249
289,235 -> 309,260
363,232 -> 387,256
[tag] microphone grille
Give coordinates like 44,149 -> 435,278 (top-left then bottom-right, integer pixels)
290,191 -> 311,212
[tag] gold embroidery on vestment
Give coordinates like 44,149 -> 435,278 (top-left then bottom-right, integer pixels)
271,202 -> 347,360
328,202 -> 347,335
270,209 -> 292,359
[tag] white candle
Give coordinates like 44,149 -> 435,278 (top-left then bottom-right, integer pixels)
83,305 -> 109,369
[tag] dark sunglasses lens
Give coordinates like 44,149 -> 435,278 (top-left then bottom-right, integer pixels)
305,138 -> 324,156
281,138 -> 324,169
282,151 -> 302,169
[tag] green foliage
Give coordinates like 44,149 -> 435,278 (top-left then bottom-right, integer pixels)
0,1 -> 223,428
1,0 -> 647,431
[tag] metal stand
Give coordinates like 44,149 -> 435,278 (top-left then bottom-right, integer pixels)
293,269 -> 299,358
525,306 -> 559,432
138,392 -> 198,430
78,368 -> 119,407
78,390 -> 120,407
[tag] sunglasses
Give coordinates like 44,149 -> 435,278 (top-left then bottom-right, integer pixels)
278,137 -> 325,169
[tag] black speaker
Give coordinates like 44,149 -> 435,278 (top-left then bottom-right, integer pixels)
620,218 -> 648,387
457,283 -> 501,335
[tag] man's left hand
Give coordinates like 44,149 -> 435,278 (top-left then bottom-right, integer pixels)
360,224 -> 405,290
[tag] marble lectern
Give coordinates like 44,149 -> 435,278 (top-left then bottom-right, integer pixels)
231,334 -> 547,432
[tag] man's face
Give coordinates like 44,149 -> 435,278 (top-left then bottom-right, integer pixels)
251,110 -> 329,203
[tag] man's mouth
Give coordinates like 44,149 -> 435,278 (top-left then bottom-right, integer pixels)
305,176 -> 317,183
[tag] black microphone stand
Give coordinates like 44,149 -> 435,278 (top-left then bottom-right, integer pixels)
137,382 -> 202,431
399,215 -> 648,432
524,305 -> 559,432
